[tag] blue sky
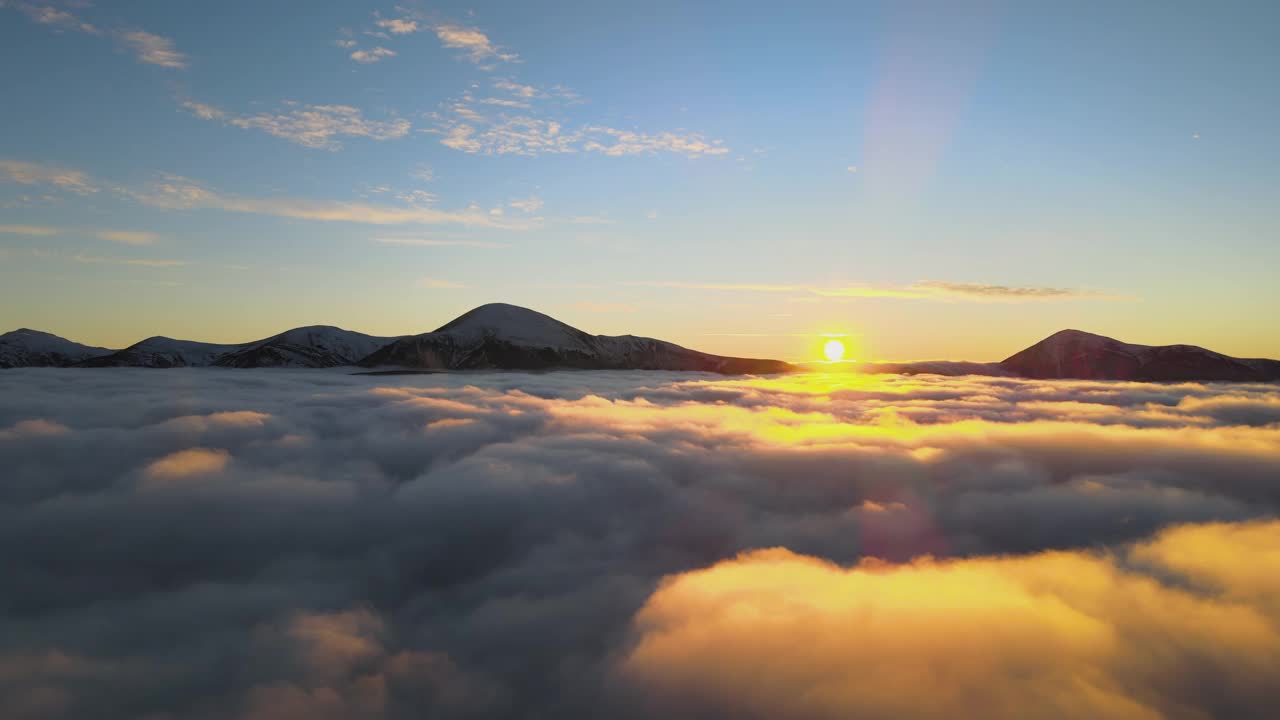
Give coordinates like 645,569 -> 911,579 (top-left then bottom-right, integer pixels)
2,0 -> 1277,361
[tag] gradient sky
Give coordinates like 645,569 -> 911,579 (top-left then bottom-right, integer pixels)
1,0 -> 1277,362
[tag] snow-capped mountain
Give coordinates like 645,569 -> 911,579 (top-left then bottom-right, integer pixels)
0,329 -> 114,368
78,336 -> 246,368
1000,329 -> 1280,381
215,326 -> 403,368
358,303 -> 796,374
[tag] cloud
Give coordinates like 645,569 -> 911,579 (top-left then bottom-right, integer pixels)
0,224 -> 58,236
581,126 -> 729,157
129,173 -> 529,230
629,279 -> 1112,302
182,100 -> 410,150
375,17 -> 419,35
350,46 -> 395,63
96,230 -> 159,245
144,447 -> 229,480
117,30 -> 186,68
0,370 -> 1277,718
0,159 -> 98,194
508,197 -> 543,214
623,520 -> 1280,720
69,253 -> 187,268
494,80 -> 539,98
4,3 -> 185,69
417,277 -> 465,289
432,111 -> 729,158
373,237 -> 507,249
433,24 -> 517,64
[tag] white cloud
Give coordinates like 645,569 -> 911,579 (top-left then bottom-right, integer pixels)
0,159 -> 98,194
411,165 -> 435,182
129,173 -> 530,230
96,230 -> 160,245
375,17 -> 419,34
70,253 -> 187,268
182,100 -> 410,150
350,46 -> 395,63
372,237 -> 507,248
334,38 -> 357,49
508,197 -> 543,214
433,24 -> 517,64
494,79 -> 539,98
626,280 -> 1114,302
118,30 -> 187,68
10,2 -> 99,33
581,126 -> 729,157
431,110 -> 730,158
0,224 -> 58,236
6,3 -> 185,69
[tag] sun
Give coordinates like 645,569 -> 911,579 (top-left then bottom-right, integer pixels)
823,339 -> 846,362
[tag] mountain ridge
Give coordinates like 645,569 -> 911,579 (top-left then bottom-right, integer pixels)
4,313 -> 1277,381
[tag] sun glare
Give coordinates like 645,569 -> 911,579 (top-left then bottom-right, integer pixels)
823,339 -> 846,362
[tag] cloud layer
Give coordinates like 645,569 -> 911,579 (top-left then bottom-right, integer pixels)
0,369 -> 1277,719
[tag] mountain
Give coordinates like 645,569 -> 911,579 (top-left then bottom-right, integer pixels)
0,329 -> 114,368
358,303 -> 795,374
215,326 -> 402,368
1000,329 -> 1280,382
77,336 -> 246,368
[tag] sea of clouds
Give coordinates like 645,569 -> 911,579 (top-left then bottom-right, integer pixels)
1,368 -> 1278,719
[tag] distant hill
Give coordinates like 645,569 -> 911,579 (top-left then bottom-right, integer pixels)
6,316 -> 1276,381
1,304 -> 794,375
360,303 -> 795,374
0,328 -> 113,368
1000,329 -> 1280,382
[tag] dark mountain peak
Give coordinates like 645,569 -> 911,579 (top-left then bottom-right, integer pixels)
362,303 -> 794,374
1002,329 -> 1278,382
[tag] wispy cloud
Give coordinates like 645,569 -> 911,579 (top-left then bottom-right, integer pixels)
4,3 -> 186,68
508,197 -> 544,214
373,237 -> 507,248
0,159 -> 98,194
581,126 -> 729,157
96,230 -> 160,245
433,24 -> 518,64
629,280 -> 1113,302
181,100 -> 410,150
129,174 -> 530,230
0,224 -> 58,236
71,253 -> 187,268
417,277 -> 466,289
432,109 -> 729,158
375,17 -> 419,35
117,30 -> 186,68
350,46 -> 395,64
8,2 -> 99,33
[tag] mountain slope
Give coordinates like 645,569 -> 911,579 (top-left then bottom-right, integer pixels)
77,336 -> 246,368
0,329 -> 114,368
215,326 -> 403,368
1001,329 -> 1280,381
358,303 -> 795,374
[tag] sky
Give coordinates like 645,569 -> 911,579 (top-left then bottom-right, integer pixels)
1,0 -> 1277,362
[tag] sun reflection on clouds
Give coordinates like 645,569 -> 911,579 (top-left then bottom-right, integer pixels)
0,369 -> 1278,718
